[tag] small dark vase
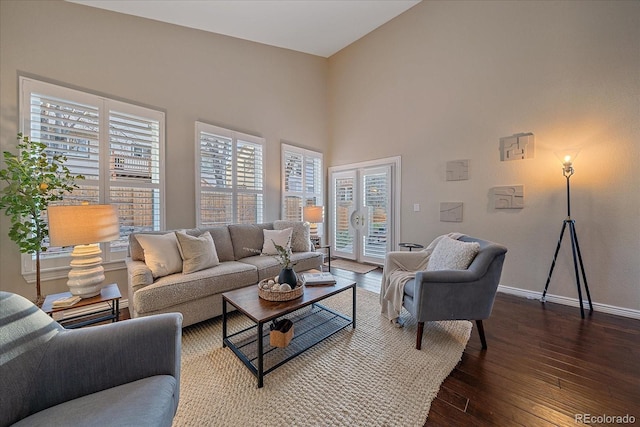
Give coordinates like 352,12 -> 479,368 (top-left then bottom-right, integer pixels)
278,268 -> 297,288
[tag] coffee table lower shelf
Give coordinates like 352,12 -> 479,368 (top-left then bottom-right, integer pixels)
223,303 -> 352,387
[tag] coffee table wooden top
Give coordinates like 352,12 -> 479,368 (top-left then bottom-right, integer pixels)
222,276 -> 355,324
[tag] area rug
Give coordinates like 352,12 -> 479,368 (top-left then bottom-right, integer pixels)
326,258 -> 379,274
173,288 -> 471,427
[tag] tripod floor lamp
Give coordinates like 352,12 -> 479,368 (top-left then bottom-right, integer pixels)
542,150 -> 593,318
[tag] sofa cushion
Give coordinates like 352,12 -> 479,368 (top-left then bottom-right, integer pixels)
427,236 -> 480,271
133,261 -> 258,314
12,376 -> 177,427
135,233 -> 183,278
176,231 -> 220,274
199,226 -> 235,262
228,223 -> 273,260
274,220 -> 311,252
262,228 -> 292,255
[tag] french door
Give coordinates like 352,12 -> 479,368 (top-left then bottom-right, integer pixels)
329,157 -> 400,265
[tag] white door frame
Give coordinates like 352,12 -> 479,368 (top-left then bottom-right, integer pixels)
328,156 -> 401,265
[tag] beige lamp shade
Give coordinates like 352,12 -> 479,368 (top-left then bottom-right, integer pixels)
48,204 -> 120,247
303,206 -> 324,224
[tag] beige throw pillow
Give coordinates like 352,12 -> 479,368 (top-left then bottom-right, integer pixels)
175,231 -> 220,274
262,228 -> 293,255
427,236 -> 480,271
274,220 -> 311,252
135,233 -> 183,278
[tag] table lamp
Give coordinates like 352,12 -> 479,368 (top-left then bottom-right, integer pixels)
303,205 -> 324,240
47,203 -> 120,298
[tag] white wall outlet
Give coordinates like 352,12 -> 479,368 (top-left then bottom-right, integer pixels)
413,203 -> 420,212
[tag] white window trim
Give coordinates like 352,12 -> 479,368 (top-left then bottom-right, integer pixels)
195,122 -> 265,227
19,76 -> 166,283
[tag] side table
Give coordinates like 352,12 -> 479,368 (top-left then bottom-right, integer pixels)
399,242 -> 424,252
42,283 -> 121,329
316,244 -> 331,271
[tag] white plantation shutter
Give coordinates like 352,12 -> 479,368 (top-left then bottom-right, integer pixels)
281,144 -> 323,222
108,107 -> 163,251
196,123 -> 264,226
19,77 -> 165,279
334,177 -> 354,251
362,170 -> 389,259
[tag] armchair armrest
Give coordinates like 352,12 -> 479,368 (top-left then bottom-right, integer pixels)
30,313 -> 182,414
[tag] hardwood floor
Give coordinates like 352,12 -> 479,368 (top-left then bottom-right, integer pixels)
120,265 -> 640,426
328,266 -> 640,427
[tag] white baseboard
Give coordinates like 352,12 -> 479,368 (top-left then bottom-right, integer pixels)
498,285 -> 640,320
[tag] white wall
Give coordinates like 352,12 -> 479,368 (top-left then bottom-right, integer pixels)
328,0 -> 640,312
0,0 -> 328,298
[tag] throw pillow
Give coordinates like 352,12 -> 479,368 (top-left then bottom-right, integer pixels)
427,236 -> 480,271
262,228 -> 293,255
135,233 -> 183,278
274,220 -> 311,252
175,231 -> 220,274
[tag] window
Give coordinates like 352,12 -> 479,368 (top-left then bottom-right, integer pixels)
196,122 -> 264,226
281,144 -> 323,221
19,77 -> 165,281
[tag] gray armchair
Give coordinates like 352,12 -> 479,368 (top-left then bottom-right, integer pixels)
402,236 -> 507,350
0,291 -> 182,427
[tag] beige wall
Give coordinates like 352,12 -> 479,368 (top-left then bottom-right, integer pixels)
1,0 -> 639,314
329,1 -> 639,311
0,0 -> 328,298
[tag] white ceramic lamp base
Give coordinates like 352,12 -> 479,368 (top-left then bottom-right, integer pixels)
309,223 -> 319,238
67,244 -> 105,298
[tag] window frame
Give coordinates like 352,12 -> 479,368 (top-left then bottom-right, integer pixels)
18,76 -> 166,283
195,122 -> 265,227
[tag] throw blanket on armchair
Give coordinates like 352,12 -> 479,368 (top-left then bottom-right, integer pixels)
380,233 -> 464,322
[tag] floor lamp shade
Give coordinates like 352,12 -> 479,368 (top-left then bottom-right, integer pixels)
303,206 -> 324,238
48,204 -> 120,298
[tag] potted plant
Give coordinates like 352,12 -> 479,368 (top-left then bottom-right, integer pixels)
0,133 -> 82,305
273,237 -> 297,288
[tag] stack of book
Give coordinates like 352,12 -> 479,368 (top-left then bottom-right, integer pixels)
52,295 -> 82,308
300,271 -> 336,286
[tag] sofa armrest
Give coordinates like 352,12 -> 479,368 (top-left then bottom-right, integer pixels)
126,257 -> 153,294
30,313 -> 182,414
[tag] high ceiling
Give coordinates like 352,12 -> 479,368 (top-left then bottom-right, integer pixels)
67,0 -> 421,57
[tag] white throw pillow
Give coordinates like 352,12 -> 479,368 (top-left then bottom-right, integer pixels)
175,231 -> 220,274
427,236 -> 480,271
262,228 -> 293,255
135,233 -> 183,278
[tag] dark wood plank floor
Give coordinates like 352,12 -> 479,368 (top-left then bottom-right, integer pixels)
328,266 -> 640,427
120,265 -> 640,426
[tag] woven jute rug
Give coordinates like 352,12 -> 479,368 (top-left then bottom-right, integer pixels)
173,288 -> 471,427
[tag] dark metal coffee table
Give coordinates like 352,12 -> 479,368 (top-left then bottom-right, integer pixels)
222,276 -> 356,388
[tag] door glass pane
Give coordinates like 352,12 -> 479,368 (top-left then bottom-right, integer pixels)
362,170 -> 389,260
334,177 -> 354,253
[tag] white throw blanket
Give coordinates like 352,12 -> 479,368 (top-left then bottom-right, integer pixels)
380,233 -> 464,322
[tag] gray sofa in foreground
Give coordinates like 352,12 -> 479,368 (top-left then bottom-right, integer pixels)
0,291 -> 182,427
126,221 -> 322,327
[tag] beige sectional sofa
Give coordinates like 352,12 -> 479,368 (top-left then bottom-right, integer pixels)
125,221 -> 322,327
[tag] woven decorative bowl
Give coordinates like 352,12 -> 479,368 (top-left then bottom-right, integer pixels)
258,279 -> 304,301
